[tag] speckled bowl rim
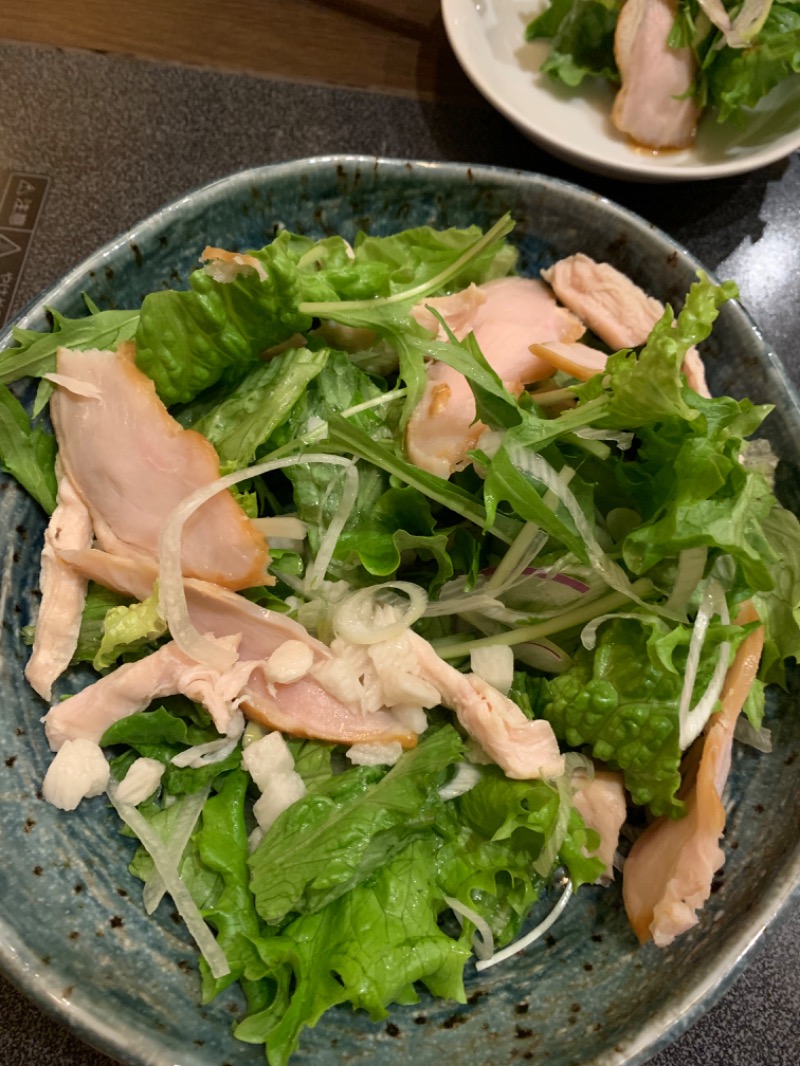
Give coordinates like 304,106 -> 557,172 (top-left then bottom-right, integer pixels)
1,155 -> 799,1066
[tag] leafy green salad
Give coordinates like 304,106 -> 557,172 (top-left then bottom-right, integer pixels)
1,214 -> 800,1066
527,0 -> 800,125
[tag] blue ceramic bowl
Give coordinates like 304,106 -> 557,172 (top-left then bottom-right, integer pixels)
1,157 -> 799,1066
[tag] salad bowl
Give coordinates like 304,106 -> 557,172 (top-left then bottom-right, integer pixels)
1,155 -> 800,1066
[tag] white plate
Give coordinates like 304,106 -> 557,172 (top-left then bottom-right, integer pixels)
442,0 -> 800,181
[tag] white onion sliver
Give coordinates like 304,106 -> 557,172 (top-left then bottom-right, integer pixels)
142,784 -> 210,914
727,0 -> 774,46
251,516 -> 307,540
680,641 -> 731,751
304,461 -> 359,592
698,0 -> 732,33
475,880 -> 573,972
581,612 -> 665,651
443,894 -> 495,961
533,775 -> 572,878
438,762 -> 483,801
158,452 -> 356,671
332,581 -> 428,645
575,427 -> 634,451
506,444 -> 674,619
170,736 -> 240,769
734,718 -> 773,754
108,784 -> 229,977
514,639 -> 570,674
678,578 -> 730,750
664,546 -> 708,615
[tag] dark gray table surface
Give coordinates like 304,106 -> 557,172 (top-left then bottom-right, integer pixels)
0,38 -> 798,1066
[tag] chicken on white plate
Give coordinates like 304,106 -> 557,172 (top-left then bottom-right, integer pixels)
612,0 -> 702,150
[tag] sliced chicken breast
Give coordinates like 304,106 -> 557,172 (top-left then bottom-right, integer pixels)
542,253 -> 711,397
407,632 -> 565,780
573,770 -> 627,881
44,578 -> 420,752
612,0 -> 701,150
50,343 -> 271,590
406,277 -> 584,478
25,471 -> 94,700
542,253 -> 665,351
622,604 -> 763,946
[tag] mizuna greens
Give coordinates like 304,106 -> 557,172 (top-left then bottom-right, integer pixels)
3,216 -> 800,1066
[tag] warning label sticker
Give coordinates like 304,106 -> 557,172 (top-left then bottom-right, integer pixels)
0,171 -> 49,326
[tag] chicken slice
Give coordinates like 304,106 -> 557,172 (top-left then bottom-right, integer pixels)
241,674 -> 417,748
58,546 -> 158,601
573,770 -> 627,881
622,604 -> 764,946
406,632 -> 565,780
541,254 -> 711,397
50,343 -> 271,590
542,253 -> 664,351
44,639 -> 255,749
44,578 -> 419,752
188,581 -> 561,774
25,471 -> 94,700
406,276 -> 584,478
181,581 -> 419,746
611,0 -> 701,150
43,633 -> 415,752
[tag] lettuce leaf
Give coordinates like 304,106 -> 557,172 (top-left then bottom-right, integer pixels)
186,346 -> 329,467
0,383 -> 57,512
704,4 -> 800,122
134,232 -> 339,405
93,588 -> 167,670
541,616 -> 749,817
753,504 -> 800,684
237,838 -> 472,1066
526,0 -> 622,87
249,726 -> 465,924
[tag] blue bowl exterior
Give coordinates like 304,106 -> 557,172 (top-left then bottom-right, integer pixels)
1,156 -> 799,1066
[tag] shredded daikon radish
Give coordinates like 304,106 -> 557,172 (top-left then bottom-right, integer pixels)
443,894 -> 495,961
158,453 -> 357,671
108,782 -> 229,977
475,879 -> 573,972
141,785 -> 211,915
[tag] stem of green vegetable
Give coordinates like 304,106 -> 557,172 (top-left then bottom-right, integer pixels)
435,577 -> 653,659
